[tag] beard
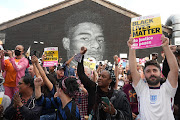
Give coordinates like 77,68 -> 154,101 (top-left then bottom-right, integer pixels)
146,75 -> 161,86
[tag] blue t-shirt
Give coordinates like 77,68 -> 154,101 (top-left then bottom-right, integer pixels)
36,95 -> 80,120
62,63 -> 75,77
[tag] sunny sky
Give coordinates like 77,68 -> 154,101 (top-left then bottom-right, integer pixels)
0,0 -> 179,25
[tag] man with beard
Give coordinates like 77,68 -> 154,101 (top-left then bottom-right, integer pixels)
128,35 -> 179,120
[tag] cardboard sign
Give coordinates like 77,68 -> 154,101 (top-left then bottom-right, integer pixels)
43,47 -> 58,67
84,58 -> 96,71
131,14 -> 162,49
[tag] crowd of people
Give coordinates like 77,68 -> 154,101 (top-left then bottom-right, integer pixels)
0,34 -> 179,120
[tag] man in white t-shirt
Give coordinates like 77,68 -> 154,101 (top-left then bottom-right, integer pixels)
127,34 -> 179,120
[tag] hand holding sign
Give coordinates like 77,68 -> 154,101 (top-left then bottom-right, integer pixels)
42,54 -> 47,62
127,34 -> 134,48
161,34 -> 169,47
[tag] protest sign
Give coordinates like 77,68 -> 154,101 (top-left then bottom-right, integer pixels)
136,58 -> 139,63
120,53 -> 127,58
84,58 -> 96,71
43,47 -> 58,67
139,58 -> 146,64
131,14 -> 162,49
122,59 -> 127,68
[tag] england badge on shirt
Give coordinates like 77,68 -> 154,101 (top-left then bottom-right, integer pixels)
150,95 -> 157,104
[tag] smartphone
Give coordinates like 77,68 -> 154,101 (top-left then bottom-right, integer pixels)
101,97 -> 111,110
101,97 -> 110,106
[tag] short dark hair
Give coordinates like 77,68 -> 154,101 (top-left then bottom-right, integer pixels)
57,66 -> 65,71
143,60 -> 161,72
59,77 -> 79,97
64,10 -> 104,37
22,76 -> 34,89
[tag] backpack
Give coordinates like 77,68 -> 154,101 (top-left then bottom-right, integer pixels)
57,100 -> 79,120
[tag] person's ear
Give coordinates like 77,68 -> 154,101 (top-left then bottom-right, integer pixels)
62,37 -> 70,51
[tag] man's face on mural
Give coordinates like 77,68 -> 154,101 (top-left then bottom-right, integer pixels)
63,22 -> 105,62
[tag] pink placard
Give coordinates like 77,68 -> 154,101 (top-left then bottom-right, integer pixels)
43,61 -> 58,67
131,34 -> 162,49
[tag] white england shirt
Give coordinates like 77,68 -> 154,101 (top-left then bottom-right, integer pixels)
133,79 -> 177,120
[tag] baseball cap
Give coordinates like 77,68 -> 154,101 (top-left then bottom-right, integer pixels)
57,66 -> 65,71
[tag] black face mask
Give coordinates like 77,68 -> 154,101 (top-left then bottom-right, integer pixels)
15,50 -> 21,56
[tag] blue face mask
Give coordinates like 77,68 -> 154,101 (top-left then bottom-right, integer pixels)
15,50 -> 21,56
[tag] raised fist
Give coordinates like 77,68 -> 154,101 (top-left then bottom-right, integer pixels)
80,46 -> 87,54
127,34 -> 134,48
34,77 -> 43,87
161,34 -> 169,47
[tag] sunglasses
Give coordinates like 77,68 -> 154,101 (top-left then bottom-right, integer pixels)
18,82 -> 23,85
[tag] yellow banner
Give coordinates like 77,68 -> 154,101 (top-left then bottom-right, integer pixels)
44,51 -> 58,61
84,58 -> 96,71
131,16 -> 162,38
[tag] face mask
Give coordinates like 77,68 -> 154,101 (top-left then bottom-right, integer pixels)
15,50 -> 21,56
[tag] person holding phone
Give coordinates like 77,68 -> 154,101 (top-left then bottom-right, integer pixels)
0,45 -> 28,99
76,47 -> 133,120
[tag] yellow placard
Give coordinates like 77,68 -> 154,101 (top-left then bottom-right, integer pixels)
131,15 -> 162,38
84,58 -> 96,71
44,51 -> 58,61
43,47 -> 58,67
